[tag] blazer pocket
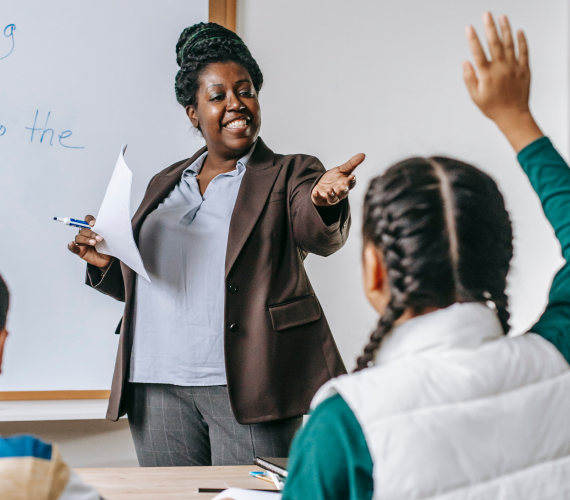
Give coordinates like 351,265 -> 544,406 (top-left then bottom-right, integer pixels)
268,190 -> 286,203
269,295 -> 322,331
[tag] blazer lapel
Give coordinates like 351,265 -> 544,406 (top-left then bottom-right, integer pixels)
131,146 -> 207,242
225,138 -> 281,278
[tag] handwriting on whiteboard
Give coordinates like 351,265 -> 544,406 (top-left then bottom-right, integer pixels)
0,110 -> 85,149
0,23 -> 85,149
0,24 -> 16,60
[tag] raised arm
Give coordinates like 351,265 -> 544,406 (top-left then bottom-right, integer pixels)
464,12 -> 570,361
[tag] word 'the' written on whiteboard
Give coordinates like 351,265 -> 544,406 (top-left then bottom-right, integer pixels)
24,110 -> 85,149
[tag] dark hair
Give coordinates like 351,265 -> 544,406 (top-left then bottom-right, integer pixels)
355,157 -> 513,371
175,22 -> 263,108
0,274 -> 9,331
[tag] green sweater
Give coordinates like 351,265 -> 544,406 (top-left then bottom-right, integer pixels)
281,137 -> 570,500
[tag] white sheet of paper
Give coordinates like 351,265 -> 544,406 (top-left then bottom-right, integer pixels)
211,488 -> 281,500
93,146 -> 150,282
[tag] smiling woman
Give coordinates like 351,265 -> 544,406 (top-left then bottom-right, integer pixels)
68,22 -> 364,467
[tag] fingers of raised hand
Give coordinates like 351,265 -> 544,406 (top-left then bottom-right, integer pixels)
517,29 -> 529,69
466,25 -> 488,70
462,61 -> 479,97
498,15 -> 515,61
483,12 -> 505,61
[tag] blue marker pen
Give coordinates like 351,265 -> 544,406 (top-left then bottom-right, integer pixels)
53,217 -> 91,229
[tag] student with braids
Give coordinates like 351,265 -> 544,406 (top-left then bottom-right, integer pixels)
67,22 -> 364,466
275,12 -> 570,500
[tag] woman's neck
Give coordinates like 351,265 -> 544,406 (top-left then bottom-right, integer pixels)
202,148 -> 246,175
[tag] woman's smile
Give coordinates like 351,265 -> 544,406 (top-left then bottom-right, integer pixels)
224,117 -> 250,130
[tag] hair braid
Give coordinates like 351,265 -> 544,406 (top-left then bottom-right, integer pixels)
355,213 -> 408,371
354,156 -> 514,371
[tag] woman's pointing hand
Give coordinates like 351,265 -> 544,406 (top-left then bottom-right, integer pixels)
312,153 -> 365,206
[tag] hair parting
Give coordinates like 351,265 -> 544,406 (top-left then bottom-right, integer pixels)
428,157 -> 461,297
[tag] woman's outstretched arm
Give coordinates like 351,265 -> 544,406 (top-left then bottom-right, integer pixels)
464,12 -> 570,361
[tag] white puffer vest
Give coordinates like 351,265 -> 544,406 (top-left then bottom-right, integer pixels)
312,303 -> 570,500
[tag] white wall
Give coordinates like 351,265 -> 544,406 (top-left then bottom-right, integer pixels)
238,0 -> 570,370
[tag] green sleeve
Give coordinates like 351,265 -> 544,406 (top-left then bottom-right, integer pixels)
281,394 -> 373,500
517,137 -> 570,363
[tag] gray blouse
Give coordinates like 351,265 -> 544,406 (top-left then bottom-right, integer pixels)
129,143 -> 256,386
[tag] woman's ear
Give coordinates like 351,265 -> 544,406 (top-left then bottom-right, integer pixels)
363,243 -> 391,314
186,105 -> 200,129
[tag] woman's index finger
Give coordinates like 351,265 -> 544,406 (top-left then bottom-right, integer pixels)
338,153 -> 365,175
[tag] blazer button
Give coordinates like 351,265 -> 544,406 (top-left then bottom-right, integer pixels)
229,323 -> 239,332
228,284 -> 239,293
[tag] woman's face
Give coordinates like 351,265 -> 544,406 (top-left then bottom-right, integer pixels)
187,61 -> 261,158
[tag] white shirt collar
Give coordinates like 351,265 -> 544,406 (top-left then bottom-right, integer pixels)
375,302 -> 504,366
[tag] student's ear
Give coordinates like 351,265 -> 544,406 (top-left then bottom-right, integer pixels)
363,243 -> 391,314
186,105 -> 200,129
0,328 -> 8,375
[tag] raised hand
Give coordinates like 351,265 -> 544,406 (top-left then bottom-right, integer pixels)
312,153 -> 365,207
67,215 -> 113,269
463,12 -> 542,151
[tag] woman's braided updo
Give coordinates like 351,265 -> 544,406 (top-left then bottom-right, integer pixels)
175,22 -> 263,108
355,157 -> 513,371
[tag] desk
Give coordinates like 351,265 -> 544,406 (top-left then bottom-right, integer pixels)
76,465 -> 279,500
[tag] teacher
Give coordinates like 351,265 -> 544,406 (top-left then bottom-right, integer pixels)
68,23 -> 363,467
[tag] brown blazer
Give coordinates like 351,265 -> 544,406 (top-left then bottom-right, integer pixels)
87,138 -> 349,424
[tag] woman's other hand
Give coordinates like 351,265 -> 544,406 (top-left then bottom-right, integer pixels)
463,12 -> 543,152
312,153 -> 365,206
67,215 -> 112,269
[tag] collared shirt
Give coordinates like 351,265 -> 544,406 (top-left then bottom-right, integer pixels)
129,142 -> 257,386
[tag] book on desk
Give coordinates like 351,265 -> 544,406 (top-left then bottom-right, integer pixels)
253,457 -> 288,478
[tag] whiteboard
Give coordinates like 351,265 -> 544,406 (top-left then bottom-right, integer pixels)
0,1 -> 208,391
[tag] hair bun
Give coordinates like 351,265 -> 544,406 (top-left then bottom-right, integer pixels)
174,22 -> 263,108
176,22 -> 246,68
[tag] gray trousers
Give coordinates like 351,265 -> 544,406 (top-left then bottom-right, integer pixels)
127,383 -> 302,467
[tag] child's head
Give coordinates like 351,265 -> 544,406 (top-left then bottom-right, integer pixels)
0,274 -> 9,374
358,156 -> 513,370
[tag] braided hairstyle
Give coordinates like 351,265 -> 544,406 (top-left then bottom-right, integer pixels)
175,22 -> 263,108
355,157 -> 513,371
